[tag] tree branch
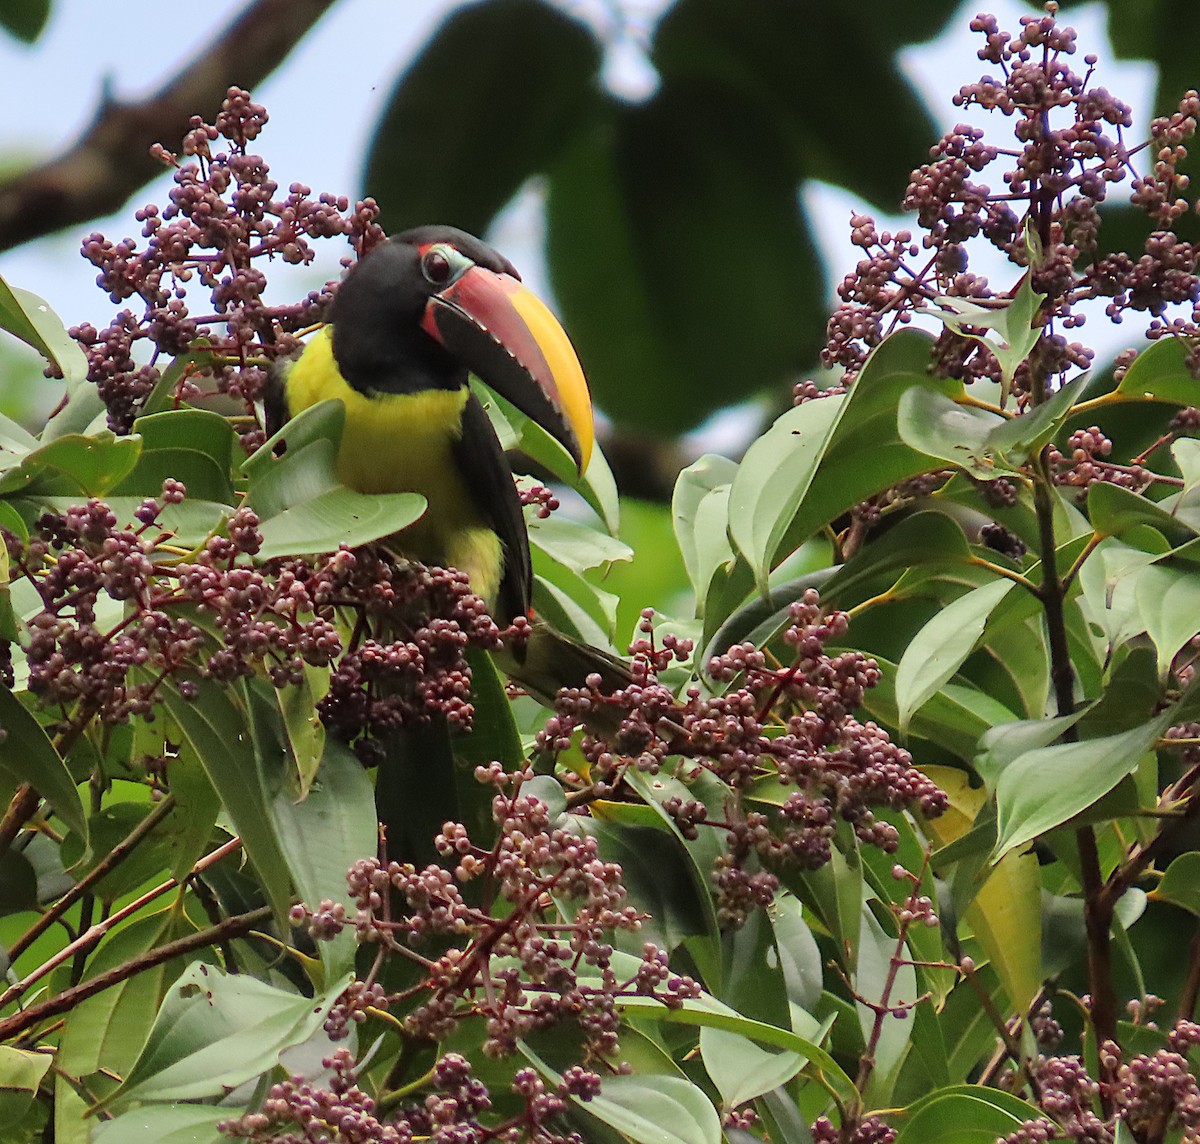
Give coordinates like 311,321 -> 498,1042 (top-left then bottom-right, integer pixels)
0,904 -> 272,1043
5,794 -> 177,965
0,0 -> 336,253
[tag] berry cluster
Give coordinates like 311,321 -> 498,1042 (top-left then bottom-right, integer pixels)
519,482 -> 560,519
290,765 -> 701,1064
219,1049 -> 594,1144
13,486 -> 204,723
812,1115 -> 897,1144
314,553 -> 512,765
1047,425 -> 1147,494
71,86 -> 384,437
218,1049 -> 405,1143
824,8 -> 1200,395
539,593 -> 946,928
4,488 -> 510,759
995,1019 -> 1200,1143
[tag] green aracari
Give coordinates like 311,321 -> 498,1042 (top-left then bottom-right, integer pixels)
263,226 -> 625,854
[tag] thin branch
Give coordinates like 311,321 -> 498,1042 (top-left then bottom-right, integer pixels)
1179,924 -> 1200,1022
0,904 -> 272,1043
0,783 -> 40,861
963,959 -> 1043,1099
967,555 -> 1038,592
0,835 -> 242,1013
0,0 -> 336,252
6,794 -> 177,965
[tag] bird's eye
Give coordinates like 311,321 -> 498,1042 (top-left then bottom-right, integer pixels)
421,246 -> 456,286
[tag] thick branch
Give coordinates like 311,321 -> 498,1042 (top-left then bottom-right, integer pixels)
0,0 -> 336,252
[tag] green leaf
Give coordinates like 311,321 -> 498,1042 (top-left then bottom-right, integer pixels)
531,551 -> 619,642
625,768 -> 728,977
699,1027 -> 806,1110
479,383 -> 619,534
1132,562 -> 1200,680
719,902 -> 791,1027
0,433 -> 141,499
923,766 -> 1042,1010
577,441 -> 621,538
519,1042 -> 721,1144
274,666 -> 326,799
856,652 -> 1016,762
673,453 -> 738,606
256,463 -> 425,558
0,849 -> 37,914
828,511 -> 975,609
0,684 -> 86,839
159,677 -> 294,924
611,988 -> 857,1105
1077,538 -> 1163,655
575,816 -> 715,958
244,413 -> 426,560
986,373 -> 1088,463
365,0 -> 601,236
57,906 -> 184,1082
0,1047 -> 51,1123
897,387 -> 1009,479
701,566 -> 838,672
730,394 -> 847,594
894,1088 -> 1038,1144
1153,853 -> 1200,916
1172,436 -> 1200,494
895,578 -> 1017,733
981,613 -> 1050,720
270,737 -> 376,980
974,709 -> 1090,791
0,273 -> 87,383
66,801 -> 182,903
527,514 -> 632,575
112,447 -> 235,505
921,274 -> 1046,401
773,330 -> 962,561
770,892 -> 824,1013
790,838 -> 864,972
1115,336 -> 1200,406
755,1087 -> 817,1144
532,571 -> 613,647
1089,480 -> 1193,540
40,379 -> 107,442
162,745 -> 222,882
652,0 -> 951,209
92,1105 -> 228,1144
940,969 -> 1010,1083
0,411 -> 37,461
119,963 -> 349,1102
132,408 -> 236,472
994,713 -> 1174,859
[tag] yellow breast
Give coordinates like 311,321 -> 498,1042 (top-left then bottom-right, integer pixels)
284,328 -> 505,604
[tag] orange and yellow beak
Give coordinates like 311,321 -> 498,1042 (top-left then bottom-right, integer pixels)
420,265 -> 594,473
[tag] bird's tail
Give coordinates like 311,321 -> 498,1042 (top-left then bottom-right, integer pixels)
496,621 -> 634,734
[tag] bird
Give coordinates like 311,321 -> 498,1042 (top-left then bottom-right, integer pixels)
264,224 -> 594,633
262,227 -> 632,858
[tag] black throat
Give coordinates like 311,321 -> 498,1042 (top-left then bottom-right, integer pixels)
328,241 -> 466,397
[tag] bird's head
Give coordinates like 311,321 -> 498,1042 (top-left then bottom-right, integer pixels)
329,225 -> 593,472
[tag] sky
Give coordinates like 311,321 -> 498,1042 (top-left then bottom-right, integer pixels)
0,0 -> 1159,433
